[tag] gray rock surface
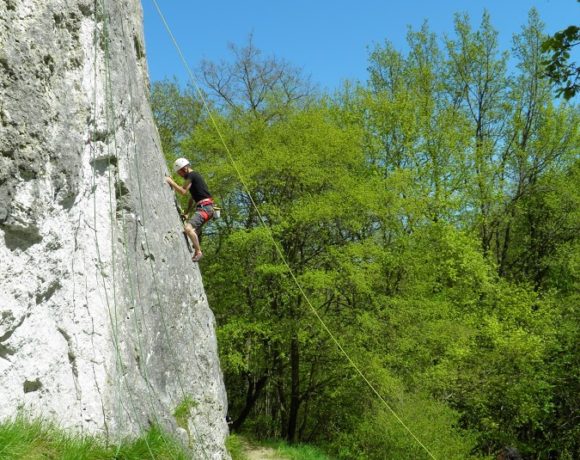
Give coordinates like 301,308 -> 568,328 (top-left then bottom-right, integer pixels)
0,0 -> 229,458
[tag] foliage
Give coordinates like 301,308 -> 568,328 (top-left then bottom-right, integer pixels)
225,434 -> 249,460
150,79 -> 202,157
0,416 -> 188,459
152,11 -> 580,459
542,21 -> 580,99
172,396 -> 198,447
173,395 -> 198,430
330,395 -> 479,460
265,439 -> 333,460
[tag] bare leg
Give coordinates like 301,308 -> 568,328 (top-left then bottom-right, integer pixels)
184,223 -> 203,261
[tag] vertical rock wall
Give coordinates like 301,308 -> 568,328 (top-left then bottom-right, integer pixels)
0,0 -> 229,458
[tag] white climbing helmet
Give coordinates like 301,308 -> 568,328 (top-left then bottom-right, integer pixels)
173,157 -> 190,172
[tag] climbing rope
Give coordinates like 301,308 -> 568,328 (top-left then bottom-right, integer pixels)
90,0 -> 129,445
149,1 -> 438,458
92,1 -> 223,458
113,5 -> 212,457
90,1 -> 158,457
98,0 -> 166,429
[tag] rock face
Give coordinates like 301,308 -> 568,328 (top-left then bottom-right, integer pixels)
0,0 -> 229,457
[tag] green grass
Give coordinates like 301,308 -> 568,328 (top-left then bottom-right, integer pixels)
0,418 -> 332,460
0,416 -> 189,459
226,434 -> 249,460
235,435 -> 333,460
270,440 -> 333,460
172,396 -> 198,430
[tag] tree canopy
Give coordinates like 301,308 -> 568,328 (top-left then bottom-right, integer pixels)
153,9 -> 579,459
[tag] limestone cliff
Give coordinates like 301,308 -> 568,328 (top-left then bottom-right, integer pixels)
0,0 -> 229,457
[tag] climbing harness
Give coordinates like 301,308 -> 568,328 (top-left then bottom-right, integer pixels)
196,198 -> 214,207
195,198 -> 214,224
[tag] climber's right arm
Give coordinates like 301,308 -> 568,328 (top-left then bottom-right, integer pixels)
165,176 -> 190,196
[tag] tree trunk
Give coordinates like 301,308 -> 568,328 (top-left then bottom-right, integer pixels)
231,374 -> 268,432
286,335 -> 301,443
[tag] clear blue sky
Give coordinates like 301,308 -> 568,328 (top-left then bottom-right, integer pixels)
141,0 -> 579,91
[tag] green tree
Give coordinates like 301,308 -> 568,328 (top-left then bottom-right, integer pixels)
196,103 -> 377,441
150,79 -> 203,157
149,10 -> 580,458
342,11 -> 579,457
542,0 -> 579,101
445,11 -> 510,256
492,9 -> 578,278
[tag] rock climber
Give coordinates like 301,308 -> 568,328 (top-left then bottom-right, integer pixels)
165,158 -> 214,262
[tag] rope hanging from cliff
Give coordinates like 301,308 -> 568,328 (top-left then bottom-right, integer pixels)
90,1 -> 161,458
149,1 -> 437,459
113,5 -> 212,457
97,1 -> 214,458
91,1 -> 209,459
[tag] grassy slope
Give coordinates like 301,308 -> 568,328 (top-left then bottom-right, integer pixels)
0,417 -> 188,460
0,418 -> 332,460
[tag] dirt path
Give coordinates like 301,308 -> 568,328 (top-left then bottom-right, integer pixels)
240,439 -> 286,460
244,445 -> 281,460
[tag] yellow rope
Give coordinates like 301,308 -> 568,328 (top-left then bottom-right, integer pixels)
149,1 -> 437,458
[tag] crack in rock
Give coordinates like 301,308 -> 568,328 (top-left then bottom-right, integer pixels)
0,313 -> 26,360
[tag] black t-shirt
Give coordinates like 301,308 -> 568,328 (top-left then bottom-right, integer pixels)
186,171 -> 212,203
